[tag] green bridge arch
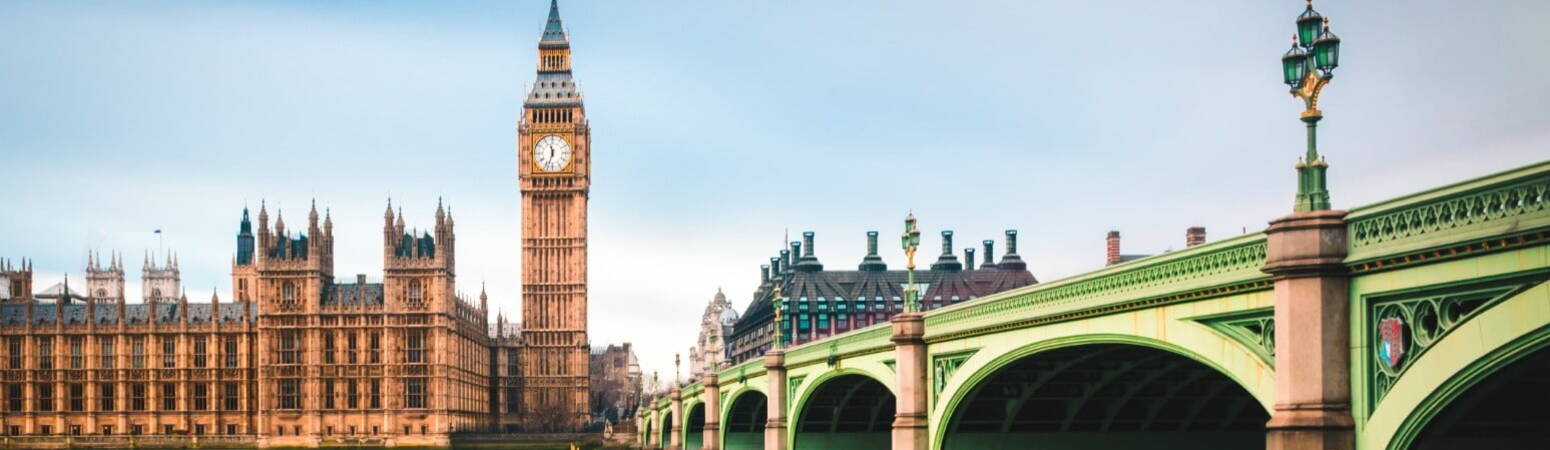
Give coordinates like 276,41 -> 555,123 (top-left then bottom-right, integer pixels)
788,367 -> 897,450
929,330 -> 1274,450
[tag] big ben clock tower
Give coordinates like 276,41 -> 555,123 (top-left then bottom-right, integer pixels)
516,0 -> 590,431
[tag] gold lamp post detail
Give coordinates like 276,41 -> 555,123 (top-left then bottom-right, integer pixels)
900,212 -> 922,313
770,282 -> 785,350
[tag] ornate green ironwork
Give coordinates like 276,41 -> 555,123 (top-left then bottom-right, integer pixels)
1197,308 -> 1275,366
786,375 -> 805,406
1347,164 -> 1550,262
930,350 -> 977,403
927,235 -> 1268,330
1367,276 -> 1546,408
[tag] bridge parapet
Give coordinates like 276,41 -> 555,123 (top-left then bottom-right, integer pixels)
1346,160 -> 1550,267
923,231 -> 1272,341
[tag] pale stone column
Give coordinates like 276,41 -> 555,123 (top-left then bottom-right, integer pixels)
890,313 -> 928,450
762,349 -> 787,450
670,389 -> 684,450
1262,210 -> 1354,450
701,373 -> 721,450
648,408 -> 660,447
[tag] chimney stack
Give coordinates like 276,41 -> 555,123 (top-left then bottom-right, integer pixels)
1106,231 -> 1122,266
1186,226 -> 1207,247
794,231 -> 823,271
997,230 -> 1026,270
760,265 -> 771,284
981,240 -> 997,270
788,242 -> 799,269
858,231 -> 886,271
964,248 -> 976,271
930,230 -> 962,271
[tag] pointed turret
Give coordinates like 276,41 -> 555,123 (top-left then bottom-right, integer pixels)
540,0 -> 568,46
479,282 -> 488,312
257,200 -> 269,233
436,197 -> 446,226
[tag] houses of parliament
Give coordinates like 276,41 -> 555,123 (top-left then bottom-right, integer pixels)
0,0 -> 602,447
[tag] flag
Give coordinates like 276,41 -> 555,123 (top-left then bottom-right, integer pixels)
154,229 -> 161,234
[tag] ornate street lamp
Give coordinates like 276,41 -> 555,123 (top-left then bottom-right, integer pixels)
900,212 -> 921,313
1282,0 -> 1343,212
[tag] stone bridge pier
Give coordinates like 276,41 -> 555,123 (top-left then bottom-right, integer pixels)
1263,210 -> 1355,450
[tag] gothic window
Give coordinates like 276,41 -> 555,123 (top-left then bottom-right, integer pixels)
223,336 -> 238,368
407,280 -> 424,306
161,336 -> 176,368
506,348 -> 518,376
6,384 -> 21,411
278,379 -> 299,409
405,329 -> 426,364
193,383 -> 208,410
69,337 -> 83,369
35,383 -> 53,411
99,383 -> 115,411
99,337 -> 114,369
369,331 -> 381,364
130,384 -> 146,411
281,282 -> 297,307
130,337 -> 145,369
278,330 -> 300,364
95,289 -> 105,298
347,379 -> 359,409
323,379 -> 335,409
161,383 -> 176,410
405,378 -> 426,408
7,337 -> 21,369
504,387 -> 519,414
151,288 -> 161,298
369,379 -> 381,409
223,382 -> 239,411
37,337 -> 54,369
192,336 -> 207,368
323,331 -> 336,364
346,332 -> 358,364
68,383 -> 84,411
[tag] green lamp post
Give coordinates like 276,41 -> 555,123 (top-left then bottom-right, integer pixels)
1281,0 -> 1342,212
900,213 -> 922,313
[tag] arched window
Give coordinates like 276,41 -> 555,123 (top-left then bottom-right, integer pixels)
151,288 -> 162,298
281,282 -> 296,304
95,289 -> 106,298
408,280 -> 423,305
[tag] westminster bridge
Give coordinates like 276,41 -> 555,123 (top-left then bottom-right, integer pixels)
638,160 -> 1550,450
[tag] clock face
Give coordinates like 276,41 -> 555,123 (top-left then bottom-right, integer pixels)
533,135 -> 571,172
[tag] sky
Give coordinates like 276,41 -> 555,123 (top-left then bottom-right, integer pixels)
2,0 -> 1548,384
